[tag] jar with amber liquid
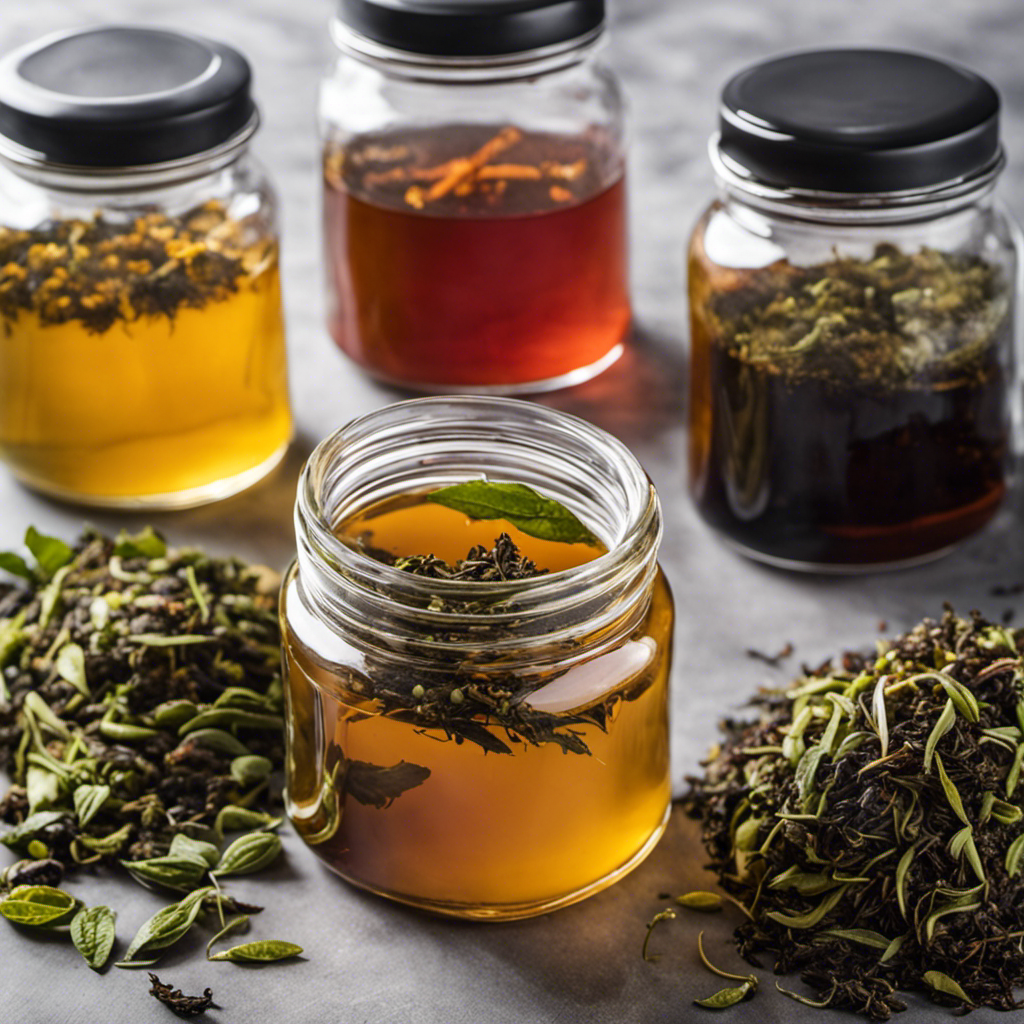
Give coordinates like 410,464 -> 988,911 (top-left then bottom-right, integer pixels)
0,27 -> 292,507
282,398 -> 672,919
688,50 -> 1019,570
320,0 -> 629,393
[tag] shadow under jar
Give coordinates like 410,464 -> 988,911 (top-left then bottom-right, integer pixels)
320,0 -> 629,393
282,398 -> 672,920
688,50 -> 1019,570
0,27 -> 292,508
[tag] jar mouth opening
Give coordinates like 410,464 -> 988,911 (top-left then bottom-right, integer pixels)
0,111 -> 258,192
710,132 -> 1005,222
297,396 -> 659,619
329,17 -> 603,81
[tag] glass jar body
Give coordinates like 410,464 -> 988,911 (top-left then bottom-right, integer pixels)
0,152 -> 292,508
687,190 -> 1019,570
319,39 -> 630,393
281,398 -> 672,919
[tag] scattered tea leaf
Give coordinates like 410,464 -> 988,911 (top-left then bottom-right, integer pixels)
71,905 -> 116,969
0,884 -> 77,926
923,970 -> 973,1005
208,939 -> 303,963
694,981 -> 754,1009
212,832 -> 282,877
147,973 -> 213,1017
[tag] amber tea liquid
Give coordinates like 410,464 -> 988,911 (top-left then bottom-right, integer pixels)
282,495 -> 672,918
323,125 -> 630,390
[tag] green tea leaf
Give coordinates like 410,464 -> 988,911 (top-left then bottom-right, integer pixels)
766,885 -> 849,929
25,527 -> 73,577
924,699 -> 956,773
113,527 -> 167,559
895,845 -> 915,920
209,939 -> 303,963
923,970 -> 973,1005
180,729 -> 251,757
121,854 -> 208,892
73,784 -> 111,827
230,754 -> 274,787
426,482 -> 598,546
0,884 -> 76,926
1006,833 -> 1024,877
153,700 -> 199,729
1006,743 -> 1024,797
128,633 -> 217,647
212,832 -> 282,877
880,934 -> 907,963
0,551 -> 33,580
99,721 -> 159,743
77,822 -> 133,855
169,834 -> 221,868
215,805 -> 282,836
694,982 -> 754,1009
55,643 -> 89,696
118,886 -> 214,964
675,891 -> 723,912
71,905 -> 117,969
178,708 -> 282,735
934,754 -> 970,826
205,914 -> 250,959
185,565 -> 210,622
818,928 -> 891,949
0,810 -> 69,850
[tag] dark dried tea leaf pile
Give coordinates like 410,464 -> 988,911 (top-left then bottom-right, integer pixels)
0,527 -> 301,1010
684,609 -> 1024,1020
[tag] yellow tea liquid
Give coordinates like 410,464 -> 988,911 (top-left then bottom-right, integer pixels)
283,494 -> 672,918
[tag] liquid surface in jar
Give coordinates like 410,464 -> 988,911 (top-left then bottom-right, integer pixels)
283,491 -> 672,917
323,125 -> 630,389
0,202 -> 292,504
688,216 -> 1010,567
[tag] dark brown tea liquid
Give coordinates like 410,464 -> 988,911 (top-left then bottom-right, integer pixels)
323,125 -> 630,390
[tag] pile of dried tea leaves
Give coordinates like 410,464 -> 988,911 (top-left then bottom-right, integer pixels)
0,526 -> 301,1001
709,245 -> 1009,389
684,608 -> 1024,1020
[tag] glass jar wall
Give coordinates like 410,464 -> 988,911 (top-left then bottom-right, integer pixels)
320,0 -> 629,393
688,50 -> 1019,570
282,398 -> 673,919
0,27 -> 292,508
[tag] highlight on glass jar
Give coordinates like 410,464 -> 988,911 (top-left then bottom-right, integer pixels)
282,398 -> 672,920
687,49 -> 1018,571
320,0 -> 630,393
0,27 -> 292,508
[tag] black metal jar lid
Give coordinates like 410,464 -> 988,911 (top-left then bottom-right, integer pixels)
0,26 -> 257,169
334,0 -> 605,59
717,49 -> 1001,195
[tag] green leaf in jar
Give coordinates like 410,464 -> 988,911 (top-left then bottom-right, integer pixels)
426,481 -> 598,546
71,905 -> 117,969
0,884 -> 77,926
212,832 -> 282,877
209,939 -> 303,963
117,886 -> 214,965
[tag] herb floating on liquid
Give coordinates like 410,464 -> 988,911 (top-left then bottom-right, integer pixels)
683,608 -> 1024,1020
0,527 -> 302,1006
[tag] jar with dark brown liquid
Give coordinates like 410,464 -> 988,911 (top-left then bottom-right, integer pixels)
320,0 -> 629,393
688,50 -> 1019,570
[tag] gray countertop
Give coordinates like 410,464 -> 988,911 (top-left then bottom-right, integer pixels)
3,0 -> 1024,1021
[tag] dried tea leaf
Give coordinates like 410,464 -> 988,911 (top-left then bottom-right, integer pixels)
118,886 -> 214,965
694,981 -> 754,1009
923,970 -> 973,1005
934,753 -> 970,825
0,811 -> 68,850
230,754 -> 273,787
641,908 -> 676,962
214,806 -> 281,836
71,905 -> 116,969
211,832 -> 281,877
0,884 -> 76,926
675,891 -> 724,912
121,854 -> 209,892
1007,833 -> 1024,878
208,939 -> 303,963
923,699 -> 956,773
73,784 -> 111,827
205,914 -> 250,959
169,834 -> 221,868
345,758 -> 431,808
818,928 -> 892,949
148,974 -> 213,1017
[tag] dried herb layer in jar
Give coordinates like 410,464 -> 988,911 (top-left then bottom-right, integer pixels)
688,241 -> 1011,565
685,608 -> 1024,1020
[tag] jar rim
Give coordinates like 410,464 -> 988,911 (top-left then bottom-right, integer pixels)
295,396 -> 660,633
710,132 -> 1006,224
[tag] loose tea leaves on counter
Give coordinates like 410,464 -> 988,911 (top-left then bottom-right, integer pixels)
0,526 -> 302,1002
683,608 -> 1024,1020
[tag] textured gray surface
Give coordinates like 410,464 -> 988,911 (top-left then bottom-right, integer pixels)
2,0 -> 1024,1021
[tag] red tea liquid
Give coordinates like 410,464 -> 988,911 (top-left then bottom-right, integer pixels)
323,125 -> 630,390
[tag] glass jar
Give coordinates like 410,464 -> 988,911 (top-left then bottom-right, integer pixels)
688,50 -> 1019,570
320,0 -> 629,393
0,27 -> 292,508
282,397 -> 672,919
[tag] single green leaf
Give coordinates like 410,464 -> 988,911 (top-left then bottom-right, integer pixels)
694,981 -> 754,1009
880,934 -> 907,964
206,914 -> 250,959
128,633 -> 217,647
153,700 -> 199,729
0,884 -> 76,926
818,928 -> 891,949
209,939 -> 303,963
76,823 -> 134,856
1006,743 -> 1024,797
895,845 -> 915,920
426,481 -> 598,546
23,691 -> 71,739
1006,833 -> 1024,877
26,765 -> 61,813
38,565 -> 70,628
25,527 -> 73,577
178,708 -> 282,735
0,551 -> 33,580
1,810 -> 68,850
121,855 -> 208,892
230,754 -> 274,787
923,970 -> 973,1005
169,834 -> 221,868
934,754 -> 970,826
119,886 -> 214,964
113,527 -> 167,559
99,721 -> 159,743
924,699 -> 956,773
55,643 -> 89,696
212,832 -> 282,877
871,677 -> 890,758
71,905 -> 116,969
73,784 -> 111,827
89,597 -> 110,630
185,565 -> 210,622
935,675 -> 981,724
180,729 -> 251,757
766,885 -> 849,929
675,891 -> 723,912
215,806 -> 282,836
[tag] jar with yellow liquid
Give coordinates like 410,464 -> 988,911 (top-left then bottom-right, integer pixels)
283,397 -> 673,920
0,27 -> 292,507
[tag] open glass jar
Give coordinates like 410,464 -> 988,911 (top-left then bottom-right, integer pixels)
0,27 -> 292,508
320,0 -> 629,393
688,50 -> 1019,570
282,397 -> 672,919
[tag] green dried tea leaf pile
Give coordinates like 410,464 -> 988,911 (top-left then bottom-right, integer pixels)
709,245 -> 1008,389
0,527 -> 301,1004
685,609 -> 1024,1020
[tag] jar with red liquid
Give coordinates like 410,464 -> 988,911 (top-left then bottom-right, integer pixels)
320,0 -> 629,393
